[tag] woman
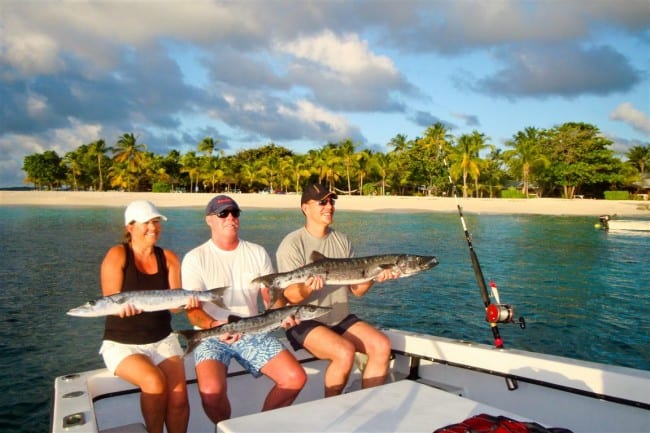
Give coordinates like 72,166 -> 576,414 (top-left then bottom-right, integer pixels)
99,200 -> 196,433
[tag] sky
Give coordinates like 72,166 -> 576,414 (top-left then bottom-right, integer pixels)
1,0 -> 649,188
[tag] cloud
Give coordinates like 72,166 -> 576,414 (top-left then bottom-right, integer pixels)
1,1 -> 648,187
467,43 -> 641,99
277,30 -> 411,111
410,111 -> 456,131
610,102 -> 650,135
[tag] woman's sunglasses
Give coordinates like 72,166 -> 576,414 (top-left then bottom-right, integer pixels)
214,209 -> 241,218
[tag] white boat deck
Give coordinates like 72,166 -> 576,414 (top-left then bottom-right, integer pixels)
52,331 -> 650,433
217,379 -> 536,433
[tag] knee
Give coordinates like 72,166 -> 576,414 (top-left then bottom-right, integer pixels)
198,376 -> 228,398
140,369 -> 167,395
367,333 -> 391,360
331,340 -> 356,368
284,365 -> 307,390
167,385 -> 189,412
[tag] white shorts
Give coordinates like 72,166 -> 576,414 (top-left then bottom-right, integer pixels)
99,333 -> 184,375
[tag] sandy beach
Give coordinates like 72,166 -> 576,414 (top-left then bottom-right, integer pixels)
2,190 -> 649,217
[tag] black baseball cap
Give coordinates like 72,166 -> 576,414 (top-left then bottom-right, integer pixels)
301,183 -> 337,204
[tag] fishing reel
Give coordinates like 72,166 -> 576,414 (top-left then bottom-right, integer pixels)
486,303 -> 525,329
486,281 -> 526,329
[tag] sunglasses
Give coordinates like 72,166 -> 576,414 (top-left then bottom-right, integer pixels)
214,209 -> 241,218
317,198 -> 336,206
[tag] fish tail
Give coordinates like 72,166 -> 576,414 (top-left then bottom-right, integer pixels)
268,287 -> 284,308
175,330 -> 201,356
251,275 -> 275,287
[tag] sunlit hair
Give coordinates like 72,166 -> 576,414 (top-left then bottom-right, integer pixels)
122,223 -> 133,243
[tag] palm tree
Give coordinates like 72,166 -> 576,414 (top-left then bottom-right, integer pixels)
198,136 -> 220,157
112,133 -> 147,191
504,127 -> 549,198
455,131 -> 489,198
180,151 -> 200,192
338,139 -> 356,195
355,149 -> 371,195
626,144 -> 649,175
89,139 -> 109,191
387,134 -> 411,195
288,154 -> 311,193
387,133 -> 409,155
369,152 -> 392,196
413,123 -> 453,195
63,150 -> 83,191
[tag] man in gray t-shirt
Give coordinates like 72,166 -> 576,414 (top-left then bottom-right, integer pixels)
276,183 -> 399,397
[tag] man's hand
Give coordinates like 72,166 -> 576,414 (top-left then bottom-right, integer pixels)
219,332 -> 242,344
305,275 -> 324,291
374,269 -> 400,283
281,314 -> 301,329
185,295 -> 201,310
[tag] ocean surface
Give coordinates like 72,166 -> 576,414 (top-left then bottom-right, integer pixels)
1,205 -> 648,432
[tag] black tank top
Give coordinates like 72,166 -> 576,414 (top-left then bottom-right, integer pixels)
102,244 -> 173,344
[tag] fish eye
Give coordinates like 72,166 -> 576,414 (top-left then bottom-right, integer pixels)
88,301 -> 96,306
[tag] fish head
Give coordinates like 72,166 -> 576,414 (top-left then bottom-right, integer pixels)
66,300 -> 99,317
396,255 -> 438,275
296,304 -> 331,320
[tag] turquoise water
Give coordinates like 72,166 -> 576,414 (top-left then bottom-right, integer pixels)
1,206 -> 648,432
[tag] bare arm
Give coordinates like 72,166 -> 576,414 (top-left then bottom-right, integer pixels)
349,269 -> 400,297
100,245 -> 139,317
283,276 -> 324,304
164,249 -> 199,312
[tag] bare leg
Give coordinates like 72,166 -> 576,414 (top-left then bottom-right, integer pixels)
259,349 -> 306,411
157,356 -> 190,433
195,359 -> 230,424
115,355 -> 167,433
302,326 -> 356,397
343,321 -> 391,389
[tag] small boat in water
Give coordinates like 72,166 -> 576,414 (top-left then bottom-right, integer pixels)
51,328 -> 650,433
598,214 -> 650,232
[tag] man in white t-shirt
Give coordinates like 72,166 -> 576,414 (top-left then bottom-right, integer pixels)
182,195 -> 306,424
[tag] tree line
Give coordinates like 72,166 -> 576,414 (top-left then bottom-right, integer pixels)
22,122 -> 650,199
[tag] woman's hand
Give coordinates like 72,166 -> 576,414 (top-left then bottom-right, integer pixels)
118,303 -> 142,318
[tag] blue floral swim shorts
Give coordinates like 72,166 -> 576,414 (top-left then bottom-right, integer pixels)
193,332 -> 284,377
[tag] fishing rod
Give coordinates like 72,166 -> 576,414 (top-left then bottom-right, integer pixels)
439,147 -> 525,349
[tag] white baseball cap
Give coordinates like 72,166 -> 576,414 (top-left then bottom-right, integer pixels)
124,200 -> 167,226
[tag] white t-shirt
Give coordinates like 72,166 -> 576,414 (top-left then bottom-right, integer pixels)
181,239 -> 274,321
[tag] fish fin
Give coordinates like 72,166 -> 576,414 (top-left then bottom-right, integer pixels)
206,286 -> 228,309
108,294 -> 128,304
175,329 -> 199,340
309,251 -> 327,262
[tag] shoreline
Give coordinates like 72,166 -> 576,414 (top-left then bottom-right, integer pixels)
2,191 -> 649,216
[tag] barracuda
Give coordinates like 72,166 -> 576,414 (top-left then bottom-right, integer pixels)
252,251 -> 438,304
176,304 -> 331,355
66,287 -> 228,317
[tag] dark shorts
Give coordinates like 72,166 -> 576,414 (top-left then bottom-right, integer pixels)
286,314 -> 361,351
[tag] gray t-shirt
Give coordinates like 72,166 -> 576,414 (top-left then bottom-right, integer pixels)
276,226 -> 354,326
